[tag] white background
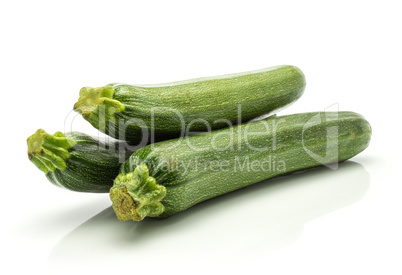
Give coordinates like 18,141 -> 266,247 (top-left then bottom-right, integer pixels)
1,1 -> 401,274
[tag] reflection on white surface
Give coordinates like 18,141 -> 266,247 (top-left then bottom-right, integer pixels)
48,161 -> 370,271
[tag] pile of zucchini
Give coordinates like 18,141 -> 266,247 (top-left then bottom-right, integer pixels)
27,65 -> 371,221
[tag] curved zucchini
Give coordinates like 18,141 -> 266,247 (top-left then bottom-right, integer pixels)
27,129 -> 134,193
110,111 -> 371,221
74,65 -> 305,144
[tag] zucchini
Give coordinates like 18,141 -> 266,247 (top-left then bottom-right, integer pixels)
27,129 -> 134,193
110,111 -> 371,221
74,65 -> 305,144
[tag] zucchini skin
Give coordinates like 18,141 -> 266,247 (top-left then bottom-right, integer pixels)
74,65 -> 305,144
28,130 -> 133,193
111,111 -> 371,220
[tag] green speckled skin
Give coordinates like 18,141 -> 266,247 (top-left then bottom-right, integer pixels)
76,65 -> 305,144
118,111 -> 371,218
43,132 -> 133,193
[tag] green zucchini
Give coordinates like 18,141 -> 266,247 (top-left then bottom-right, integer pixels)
110,111 -> 371,221
74,65 -> 305,144
27,129 -> 134,193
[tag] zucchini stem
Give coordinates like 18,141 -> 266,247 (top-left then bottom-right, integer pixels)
110,164 -> 166,221
73,85 -> 125,122
27,129 -> 77,174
